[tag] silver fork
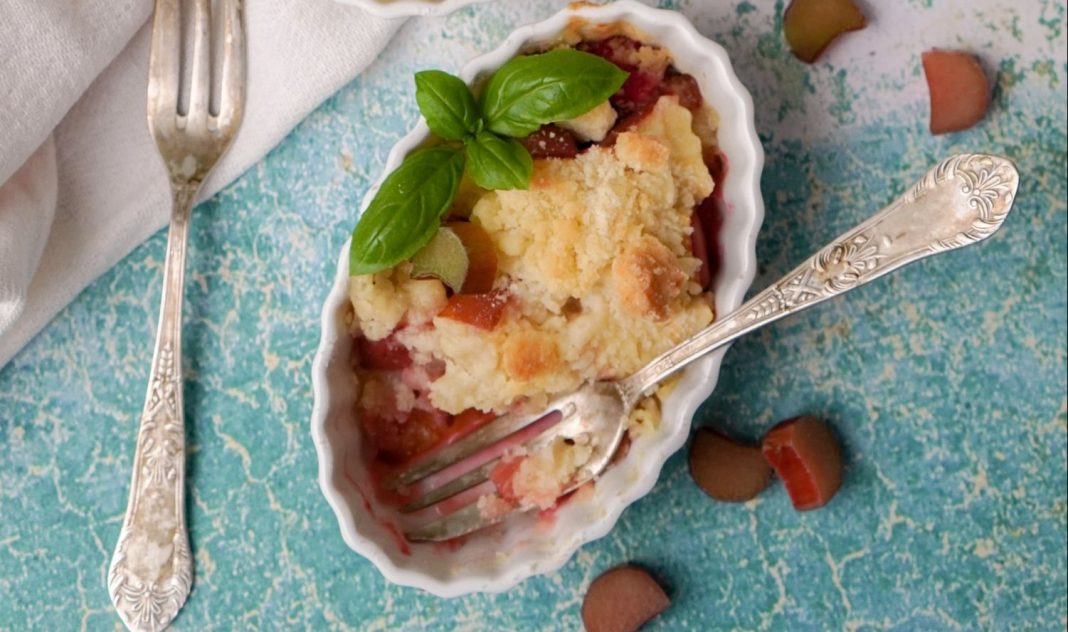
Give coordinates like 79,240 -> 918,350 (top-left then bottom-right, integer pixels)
398,153 -> 1019,542
108,1 -> 244,630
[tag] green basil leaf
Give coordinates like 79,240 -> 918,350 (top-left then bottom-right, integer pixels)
464,131 -> 533,191
350,146 -> 466,276
481,48 -> 628,137
415,70 -> 482,141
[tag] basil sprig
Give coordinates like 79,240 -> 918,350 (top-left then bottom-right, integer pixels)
350,49 -> 628,276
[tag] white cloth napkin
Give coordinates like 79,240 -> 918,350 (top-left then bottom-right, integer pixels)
0,0 -> 402,367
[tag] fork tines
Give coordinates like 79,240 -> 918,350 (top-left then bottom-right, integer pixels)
393,405 -> 587,542
148,0 -> 245,135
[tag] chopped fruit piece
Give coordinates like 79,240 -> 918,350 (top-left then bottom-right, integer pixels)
694,152 -> 726,283
762,416 -> 844,510
783,0 -> 867,63
362,408 -> 449,463
356,331 -> 412,371
520,124 -> 579,159
690,212 -> 712,291
694,193 -> 722,283
582,565 -> 670,632
410,226 -> 469,292
447,221 -> 498,293
688,428 -> 772,502
557,101 -> 618,142
577,35 -> 642,70
423,358 -> 447,381
489,456 -> 523,504
438,289 -> 508,330
661,73 -> 702,111
447,173 -> 485,220
704,150 -> 726,190
450,407 -> 497,437
613,70 -> 662,117
922,49 -> 991,134
577,35 -> 668,116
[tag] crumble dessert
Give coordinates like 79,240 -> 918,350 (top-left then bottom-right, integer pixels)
348,29 -> 726,520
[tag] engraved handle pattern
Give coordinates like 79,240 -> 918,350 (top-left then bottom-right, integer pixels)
108,186 -> 196,632
622,153 -> 1019,400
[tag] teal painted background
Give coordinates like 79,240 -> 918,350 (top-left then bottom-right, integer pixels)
1,1 -> 1065,629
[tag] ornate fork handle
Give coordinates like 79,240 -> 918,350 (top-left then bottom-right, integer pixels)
623,153 -> 1020,399
108,0 -> 243,626
108,185 -> 196,632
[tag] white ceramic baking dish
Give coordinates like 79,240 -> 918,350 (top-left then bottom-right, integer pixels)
311,0 -> 764,597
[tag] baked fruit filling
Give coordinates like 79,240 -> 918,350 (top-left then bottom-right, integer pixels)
348,31 -> 726,519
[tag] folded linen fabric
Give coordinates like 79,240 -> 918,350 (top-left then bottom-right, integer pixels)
0,0 -> 402,367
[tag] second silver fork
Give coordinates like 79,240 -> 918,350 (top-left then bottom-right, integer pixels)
108,1 -> 245,631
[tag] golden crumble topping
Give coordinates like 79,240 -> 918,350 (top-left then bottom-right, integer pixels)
351,95 -> 715,416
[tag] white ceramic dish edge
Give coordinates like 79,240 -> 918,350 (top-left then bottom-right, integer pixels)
311,0 -> 765,597
333,0 -> 492,19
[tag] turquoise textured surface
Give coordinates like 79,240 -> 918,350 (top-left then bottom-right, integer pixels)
1,1 -> 1066,629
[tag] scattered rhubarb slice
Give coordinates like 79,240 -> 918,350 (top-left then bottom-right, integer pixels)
762,416 -> 844,510
688,428 -> 773,502
356,331 -> 412,371
438,289 -> 508,330
582,565 -> 670,632
922,49 -> 991,134
783,0 -> 866,63
447,221 -> 498,293
410,226 -> 468,292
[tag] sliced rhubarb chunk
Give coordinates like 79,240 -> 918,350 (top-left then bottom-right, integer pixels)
577,36 -> 642,70
922,49 -> 991,135
438,290 -> 508,330
446,220 -> 498,294
577,35 -> 666,116
688,428 -> 772,502
410,226 -> 468,292
356,331 -> 412,371
613,70 -> 662,117
783,0 -> 866,63
450,407 -> 497,438
489,456 -> 523,504
704,149 -> 727,191
519,124 -> 579,159
762,416 -> 844,510
689,212 -> 712,291
661,73 -> 702,111
362,408 -> 449,463
582,565 -> 671,632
